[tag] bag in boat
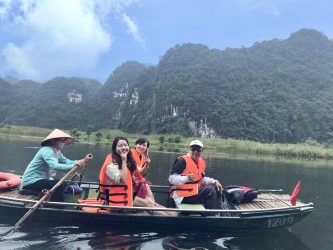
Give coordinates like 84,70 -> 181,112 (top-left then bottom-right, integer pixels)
223,185 -> 259,204
64,183 -> 85,205
65,183 -> 85,195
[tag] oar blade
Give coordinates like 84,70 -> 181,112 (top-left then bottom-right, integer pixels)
0,226 -> 17,240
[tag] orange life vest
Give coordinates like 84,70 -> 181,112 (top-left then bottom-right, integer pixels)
172,155 -> 206,197
99,154 -> 133,207
130,148 -> 146,169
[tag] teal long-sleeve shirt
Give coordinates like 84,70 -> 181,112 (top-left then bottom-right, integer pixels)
21,146 -> 77,187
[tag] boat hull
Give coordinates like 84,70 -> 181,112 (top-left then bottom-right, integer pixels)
0,200 -> 313,231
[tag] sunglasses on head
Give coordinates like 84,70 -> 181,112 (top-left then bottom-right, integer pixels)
190,146 -> 202,152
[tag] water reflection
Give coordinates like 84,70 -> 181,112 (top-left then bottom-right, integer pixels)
161,229 -> 311,250
0,223 -> 312,250
88,231 -> 160,249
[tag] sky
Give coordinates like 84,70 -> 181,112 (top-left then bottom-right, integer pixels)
0,0 -> 332,84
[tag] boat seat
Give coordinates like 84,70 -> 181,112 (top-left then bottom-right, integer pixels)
177,203 -> 205,210
77,198 -> 107,213
177,203 -> 207,216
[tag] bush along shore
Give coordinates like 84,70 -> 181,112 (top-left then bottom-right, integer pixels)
1,125 -> 333,161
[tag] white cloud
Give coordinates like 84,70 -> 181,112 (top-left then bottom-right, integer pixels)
121,12 -> 145,44
0,0 -> 142,81
0,0 -> 11,19
110,1 -> 145,47
2,42 -> 40,79
231,0 -> 293,16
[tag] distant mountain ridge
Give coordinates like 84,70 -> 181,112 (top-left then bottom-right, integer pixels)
0,28 -> 332,144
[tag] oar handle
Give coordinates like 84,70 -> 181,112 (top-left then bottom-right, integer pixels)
83,154 -> 93,164
49,154 -> 92,196
78,154 -> 93,185
70,154 -> 94,182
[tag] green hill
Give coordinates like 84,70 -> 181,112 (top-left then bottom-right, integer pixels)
1,29 -> 332,144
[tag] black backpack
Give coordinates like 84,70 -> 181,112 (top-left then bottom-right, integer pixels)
223,185 -> 259,204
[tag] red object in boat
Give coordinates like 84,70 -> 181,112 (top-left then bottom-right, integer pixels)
0,172 -> 21,190
289,180 -> 301,206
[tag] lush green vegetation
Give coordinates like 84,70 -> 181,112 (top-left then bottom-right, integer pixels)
120,29 -> 333,144
1,29 -> 332,146
0,125 -> 50,138
1,125 -> 333,161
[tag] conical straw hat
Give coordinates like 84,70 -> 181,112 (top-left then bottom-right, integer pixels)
41,129 -> 74,146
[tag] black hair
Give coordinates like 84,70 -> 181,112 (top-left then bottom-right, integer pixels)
111,136 -> 137,174
135,137 -> 150,148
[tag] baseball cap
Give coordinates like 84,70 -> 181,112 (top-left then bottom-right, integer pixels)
190,139 -> 203,148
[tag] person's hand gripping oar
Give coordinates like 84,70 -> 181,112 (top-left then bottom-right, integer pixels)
70,154 -> 92,186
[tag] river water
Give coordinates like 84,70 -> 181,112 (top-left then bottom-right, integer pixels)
0,137 -> 332,249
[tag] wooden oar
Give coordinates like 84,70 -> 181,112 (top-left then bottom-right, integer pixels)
70,159 -> 89,186
0,153 -> 93,239
78,161 -> 89,186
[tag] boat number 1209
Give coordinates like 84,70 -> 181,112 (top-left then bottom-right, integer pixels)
267,216 -> 294,228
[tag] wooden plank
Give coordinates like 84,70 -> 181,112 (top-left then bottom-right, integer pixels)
0,189 -> 18,197
238,202 -> 258,210
257,193 -> 270,199
247,202 -> 259,209
266,200 -> 281,208
269,193 -> 294,207
257,193 -> 289,201
19,193 -> 39,200
237,203 -> 248,210
238,199 -> 291,210
257,192 -> 306,207
259,202 -> 269,209
0,188 -> 38,201
254,202 -> 268,209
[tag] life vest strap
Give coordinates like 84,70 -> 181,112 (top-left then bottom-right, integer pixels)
170,187 -> 194,193
99,189 -> 129,205
108,193 -> 128,197
99,183 -> 128,191
108,200 -> 128,205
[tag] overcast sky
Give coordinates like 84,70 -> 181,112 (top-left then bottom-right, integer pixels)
0,0 -> 332,84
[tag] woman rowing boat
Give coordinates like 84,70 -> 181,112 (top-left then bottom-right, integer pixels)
21,129 -> 88,202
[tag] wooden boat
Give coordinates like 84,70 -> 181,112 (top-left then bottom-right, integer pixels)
0,181 -> 314,231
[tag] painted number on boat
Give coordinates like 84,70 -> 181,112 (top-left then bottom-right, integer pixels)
267,216 -> 294,228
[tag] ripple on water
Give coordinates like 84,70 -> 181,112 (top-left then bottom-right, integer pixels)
0,227 -> 47,250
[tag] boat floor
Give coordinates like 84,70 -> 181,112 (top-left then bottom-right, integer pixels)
0,188 -> 39,201
0,188 -> 302,211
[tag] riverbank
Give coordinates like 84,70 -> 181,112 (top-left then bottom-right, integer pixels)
1,125 -> 333,161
